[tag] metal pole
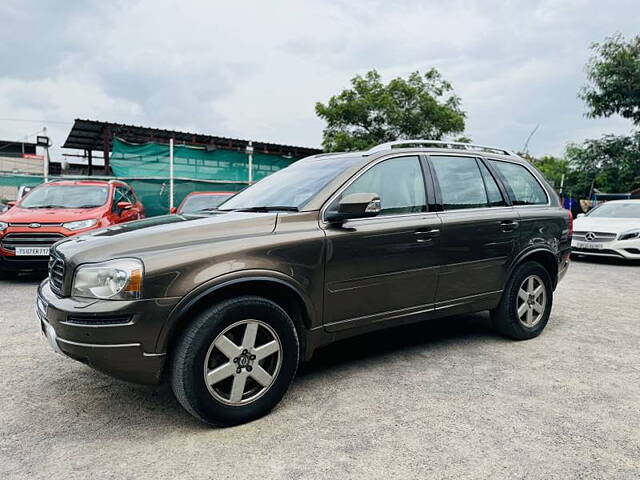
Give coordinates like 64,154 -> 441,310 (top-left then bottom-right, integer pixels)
246,141 -> 254,184
169,138 -> 175,211
43,127 -> 50,182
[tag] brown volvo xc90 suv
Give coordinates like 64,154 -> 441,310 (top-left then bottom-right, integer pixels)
37,140 -> 572,426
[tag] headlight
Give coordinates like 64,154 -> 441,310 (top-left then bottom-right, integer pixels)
618,230 -> 640,241
72,258 -> 143,300
0,221 -> 7,232
63,219 -> 98,231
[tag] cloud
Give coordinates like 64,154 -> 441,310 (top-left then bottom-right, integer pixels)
1,0 -> 639,160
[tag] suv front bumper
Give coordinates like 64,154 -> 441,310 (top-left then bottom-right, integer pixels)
36,280 -> 180,384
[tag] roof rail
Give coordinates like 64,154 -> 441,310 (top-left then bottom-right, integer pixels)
308,151 -> 349,159
363,139 -> 515,156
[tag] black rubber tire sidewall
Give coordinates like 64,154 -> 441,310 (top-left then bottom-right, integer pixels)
491,261 -> 554,340
170,296 -> 299,427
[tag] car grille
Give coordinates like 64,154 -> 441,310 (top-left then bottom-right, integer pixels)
48,250 -> 66,296
572,231 -> 617,243
0,233 -> 66,252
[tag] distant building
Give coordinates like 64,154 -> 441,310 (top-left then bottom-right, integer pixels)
0,140 -> 43,200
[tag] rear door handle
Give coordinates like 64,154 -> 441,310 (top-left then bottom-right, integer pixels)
500,220 -> 519,232
415,227 -> 440,242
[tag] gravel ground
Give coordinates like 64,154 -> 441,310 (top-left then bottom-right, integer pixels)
1,258 -> 639,479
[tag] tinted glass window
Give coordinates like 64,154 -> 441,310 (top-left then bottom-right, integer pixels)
479,162 -> 506,207
430,156 -> 489,210
331,156 -> 426,216
490,161 -> 547,205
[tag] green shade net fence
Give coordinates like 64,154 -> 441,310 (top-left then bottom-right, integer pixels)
1,138 -> 299,216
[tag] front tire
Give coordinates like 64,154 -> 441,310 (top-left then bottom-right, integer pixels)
491,261 -> 553,340
170,296 -> 299,427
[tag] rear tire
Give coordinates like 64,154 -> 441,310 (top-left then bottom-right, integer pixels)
491,261 -> 553,340
170,296 -> 299,427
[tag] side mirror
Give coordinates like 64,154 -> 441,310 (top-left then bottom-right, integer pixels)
7,201 -> 16,208
326,193 -> 381,223
117,201 -> 133,212
577,213 -> 585,218
170,207 -> 178,214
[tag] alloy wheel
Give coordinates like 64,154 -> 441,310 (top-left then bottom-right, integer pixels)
516,274 -> 547,327
203,319 -> 282,406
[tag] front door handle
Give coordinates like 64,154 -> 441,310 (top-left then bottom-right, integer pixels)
415,227 -> 440,242
500,220 -> 519,232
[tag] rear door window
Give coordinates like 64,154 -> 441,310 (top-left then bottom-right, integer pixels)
489,160 -> 547,205
430,156 -> 495,210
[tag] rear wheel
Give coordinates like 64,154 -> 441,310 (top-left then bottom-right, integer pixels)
170,296 -> 299,426
491,261 -> 553,340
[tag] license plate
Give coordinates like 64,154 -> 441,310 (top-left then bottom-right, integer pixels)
15,247 -> 50,256
574,241 -> 604,250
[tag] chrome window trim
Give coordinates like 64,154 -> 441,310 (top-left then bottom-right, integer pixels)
435,205 -> 515,215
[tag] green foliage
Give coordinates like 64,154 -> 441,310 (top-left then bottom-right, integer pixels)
580,33 -> 640,124
565,133 -> 640,196
315,69 -> 466,152
533,155 -> 570,189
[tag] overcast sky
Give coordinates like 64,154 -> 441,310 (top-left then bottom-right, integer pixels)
1,0 -> 639,161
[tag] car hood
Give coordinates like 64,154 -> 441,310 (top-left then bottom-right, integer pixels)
54,211 -> 278,265
573,217 -> 640,233
0,206 -> 106,224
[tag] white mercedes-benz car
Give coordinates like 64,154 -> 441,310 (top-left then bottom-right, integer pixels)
572,200 -> 640,260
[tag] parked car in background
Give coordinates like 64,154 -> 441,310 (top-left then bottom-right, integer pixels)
0,179 -> 144,275
572,199 -> 640,260
36,140 -> 571,426
171,191 -> 235,215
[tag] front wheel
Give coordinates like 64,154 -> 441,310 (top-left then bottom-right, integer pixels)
491,261 -> 553,340
170,296 -> 299,426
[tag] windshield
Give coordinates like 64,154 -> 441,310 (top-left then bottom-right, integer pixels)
588,202 -> 640,218
20,185 -> 109,209
180,194 -> 233,213
219,156 -> 362,211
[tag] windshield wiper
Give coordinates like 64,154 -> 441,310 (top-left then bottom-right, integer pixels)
231,206 -> 299,213
27,205 -> 66,209
197,207 -> 223,212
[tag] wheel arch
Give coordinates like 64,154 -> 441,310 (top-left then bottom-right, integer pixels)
157,272 -> 315,359
510,248 -> 560,288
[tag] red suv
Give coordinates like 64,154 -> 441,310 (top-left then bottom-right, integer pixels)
0,180 -> 144,275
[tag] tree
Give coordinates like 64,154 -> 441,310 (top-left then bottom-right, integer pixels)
565,132 -> 640,196
315,69 -> 466,152
530,155 -> 570,190
580,34 -> 640,124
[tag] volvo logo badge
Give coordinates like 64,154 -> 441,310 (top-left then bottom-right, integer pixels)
585,232 -> 597,241
29,223 -> 41,229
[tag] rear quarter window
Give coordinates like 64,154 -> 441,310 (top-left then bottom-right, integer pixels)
489,160 -> 547,205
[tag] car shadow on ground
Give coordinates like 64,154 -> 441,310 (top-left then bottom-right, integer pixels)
46,311 -> 501,431
1,271 -> 47,283
299,312 -> 499,377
